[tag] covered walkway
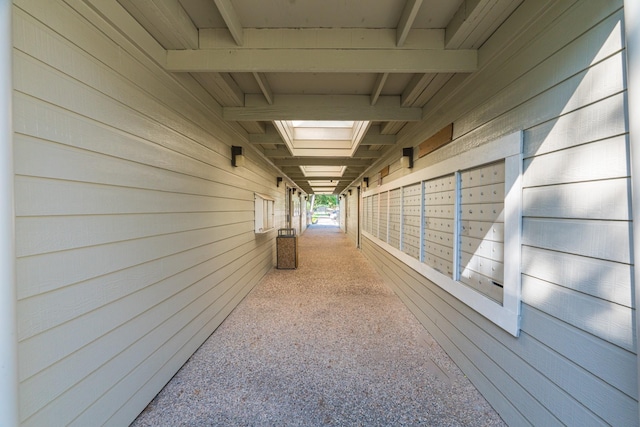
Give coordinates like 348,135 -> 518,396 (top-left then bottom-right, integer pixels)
131,225 -> 505,426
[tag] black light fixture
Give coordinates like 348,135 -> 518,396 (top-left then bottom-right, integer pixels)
276,177 -> 283,187
348,189 -> 352,195
362,177 -> 369,188
231,146 -> 245,167
401,147 -> 414,169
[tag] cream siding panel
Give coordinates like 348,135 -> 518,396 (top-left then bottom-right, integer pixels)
523,136 -> 629,188
23,247 -> 272,426
521,305 -> 637,400
521,274 -> 634,352
16,210 -> 253,257
17,231 -> 255,341
522,178 -> 631,220
413,10 -> 626,168
453,8 -> 626,140
366,239 -> 636,426
361,1 -> 637,425
521,246 -> 632,308
522,218 -> 631,264
13,0 -> 283,424
523,92 -> 627,159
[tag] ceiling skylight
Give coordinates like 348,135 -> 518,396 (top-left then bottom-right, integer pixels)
308,180 -> 339,194
299,165 -> 347,177
274,120 -> 370,157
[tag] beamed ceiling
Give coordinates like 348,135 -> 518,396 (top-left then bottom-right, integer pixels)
115,0 -> 523,194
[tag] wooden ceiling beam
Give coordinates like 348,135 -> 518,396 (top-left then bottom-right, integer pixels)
396,0 -> 424,46
252,72 -> 274,105
402,73 -> 436,107
224,95 -> 422,121
361,126 -> 397,145
371,73 -> 389,106
445,0 -> 494,49
192,72 -> 244,106
166,47 -> 477,74
264,147 -> 382,159
249,125 -> 396,145
199,28 -> 444,50
273,158 -> 373,167
212,0 -> 244,46
353,147 -> 383,158
286,176 -> 359,181
117,0 -> 198,49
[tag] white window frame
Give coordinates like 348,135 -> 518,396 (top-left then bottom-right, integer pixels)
362,131 -> 522,336
254,193 -> 275,234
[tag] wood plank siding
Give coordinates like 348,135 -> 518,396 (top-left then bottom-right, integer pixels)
9,0 -> 639,426
12,0 -> 286,425
362,1 -> 638,425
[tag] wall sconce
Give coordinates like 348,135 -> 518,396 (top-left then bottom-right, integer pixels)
362,177 -> 369,188
276,177 -> 282,187
348,189 -> 352,195
298,191 -> 301,196
231,146 -> 245,167
400,147 -> 413,169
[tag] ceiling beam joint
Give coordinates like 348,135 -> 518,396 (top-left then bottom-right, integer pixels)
212,0 -> 244,46
252,72 -> 274,105
371,73 -> 389,106
397,0 -> 424,47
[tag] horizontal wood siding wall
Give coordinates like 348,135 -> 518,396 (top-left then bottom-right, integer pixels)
13,1 -> 283,425
362,1 -> 637,425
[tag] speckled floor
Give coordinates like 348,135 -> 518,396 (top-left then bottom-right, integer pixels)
131,223 -> 506,426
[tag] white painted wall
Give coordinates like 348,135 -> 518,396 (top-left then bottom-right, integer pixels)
362,0 -> 638,425
12,0 -> 284,425
623,1 -> 640,418
0,0 -> 18,425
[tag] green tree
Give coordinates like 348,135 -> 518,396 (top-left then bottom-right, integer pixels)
313,195 -> 337,209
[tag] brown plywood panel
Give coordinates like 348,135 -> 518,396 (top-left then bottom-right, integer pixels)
418,123 -> 453,158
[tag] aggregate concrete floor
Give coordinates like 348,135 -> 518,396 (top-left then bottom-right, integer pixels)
131,222 -> 506,426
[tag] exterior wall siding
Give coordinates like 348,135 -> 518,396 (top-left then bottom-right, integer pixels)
12,1 -> 284,425
362,0 -> 637,425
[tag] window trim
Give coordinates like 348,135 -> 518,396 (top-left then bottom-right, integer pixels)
254,193 -> 275,234
362,131 -> 522,336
